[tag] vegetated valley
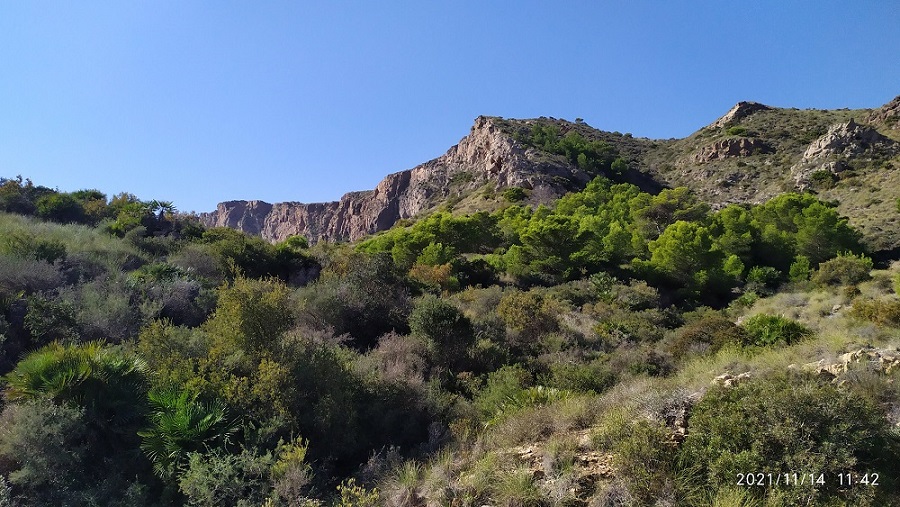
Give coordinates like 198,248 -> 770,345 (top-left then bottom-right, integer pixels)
2,96 -> 900,506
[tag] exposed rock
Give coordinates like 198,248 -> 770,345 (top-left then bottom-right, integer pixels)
661,391 -> 702,443
711,372 -> 753,388
691,137 -> 774,163
801,347 -> 900,379
200,116 -> 584,243
506,429 -> 614,502
866,95 -> 900,129
791,119 -> 898,188
709,101 -> 773,129
801,119 -> 893,159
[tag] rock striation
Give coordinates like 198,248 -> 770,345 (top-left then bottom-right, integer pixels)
200,116 -> 584,243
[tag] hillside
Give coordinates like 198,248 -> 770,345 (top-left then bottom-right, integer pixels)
202,96 -> 900,253
3,96 -> 900,507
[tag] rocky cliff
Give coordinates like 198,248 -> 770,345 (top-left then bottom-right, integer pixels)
199,116 -> 586,243
203,96 -> 900,249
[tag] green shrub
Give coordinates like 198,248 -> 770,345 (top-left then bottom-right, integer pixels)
808,170 -> 837,189
667,312 -> 747,359
543,359 -> 616,394
24,294 -> 79,346
745,266 -> 782,294
812,252 -> 872,286
741,314 -> 811,347
35,193 -> 86,224
593,410 -> 675,504
496,290 -> 558,337
474,365 -> 531,420
679,373 -> 898,505
178,449 -> 275,507
725,126 -> 747,136
788,255 -> 812,282
502,186 -> 528,202
1,230 -> 66,263
892,272 -> 900,296
408,294 -> 473,369
0,400 -> 91,506
335,478 -> 379,507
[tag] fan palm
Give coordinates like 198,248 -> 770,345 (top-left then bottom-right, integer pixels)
3,341 -> 149,434
138,389 -> 236,479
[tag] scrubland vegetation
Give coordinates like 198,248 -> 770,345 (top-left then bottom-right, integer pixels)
1,174 -> 899,506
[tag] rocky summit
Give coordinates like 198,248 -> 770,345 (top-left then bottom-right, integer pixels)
202,95 -> 900,251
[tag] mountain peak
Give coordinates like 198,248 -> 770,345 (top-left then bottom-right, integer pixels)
709,101 -> 774,129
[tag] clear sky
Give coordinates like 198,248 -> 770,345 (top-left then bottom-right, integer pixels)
1,1 -> 898,213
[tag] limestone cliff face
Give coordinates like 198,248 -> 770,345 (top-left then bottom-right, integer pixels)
199,116 -> 582,243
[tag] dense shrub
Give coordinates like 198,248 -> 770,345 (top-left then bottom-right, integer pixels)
35,193 -> 86,224
593,411 -> 675,504
496,290 -> 559,337
744,265 -> 782,294
849,298 -> 900,327
501,187 -> 528,202
542,359 -> 616,393
297,253 -> 411,348
0,255 -> 63,297
667,312 -> 747,359
680,373 -> 898,505
812,252 -> 873,286
199,227 -> 316,283
408,295 -> 473,370
178,449 -> 275,507
741,314 -> 811,347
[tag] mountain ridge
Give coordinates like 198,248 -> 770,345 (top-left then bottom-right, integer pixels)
199,115 -> 594,242
201,95 -> 900,250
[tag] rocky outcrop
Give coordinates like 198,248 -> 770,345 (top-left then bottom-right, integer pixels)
709,101 -> 772,129
866,95 -> 900,129
801,119 -> 893,159
791,119 -> 898,188
711,371 -> 753,388
691,137 -> 774,163
200,116 -> 584,243
507,429 -> 615,502
798,347 -> 900,379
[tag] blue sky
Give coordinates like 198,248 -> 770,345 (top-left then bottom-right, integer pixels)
1,2 -> 898,213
